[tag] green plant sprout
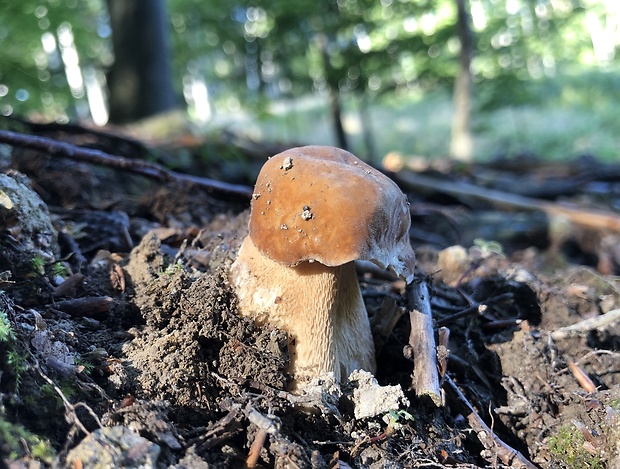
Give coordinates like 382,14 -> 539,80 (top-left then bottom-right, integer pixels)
0,310 -> 28,392
162,260 -> 184,276
0,416 -> 56,464
471,238 -> 505,258
382,409 -> 414,433
75,358 -> 94,375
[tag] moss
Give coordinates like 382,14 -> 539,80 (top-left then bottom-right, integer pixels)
0,309 -> 15,343
548,425 -> 604,469
0,415 -> 55,464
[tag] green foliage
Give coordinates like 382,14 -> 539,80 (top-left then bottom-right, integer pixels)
167,0 -> 459,109
0,307 -> 27,392
383,409 -> 414,425
471,238 -> 504,258
161,260 -> 184,277
0,310 -> 16,343
38,383 -> 63,410
0,415 -> 55,464
2,0 -> 619,160
6,350 -> 28,392
30,254 -> 45,276
382,409 -> 414,435
75,357 -> 94,375
49,261 -> 70,278
249,70 -> 620,160
0,0 -> 110,120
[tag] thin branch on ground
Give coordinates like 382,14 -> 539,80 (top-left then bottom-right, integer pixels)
0,129 -> 253,199
186,403 -> 242,452
550,308 -> 620,340
444,375 -> 536,469
244,406 -> 281,469
396,170 -> 620,232
33,355 -> 102,436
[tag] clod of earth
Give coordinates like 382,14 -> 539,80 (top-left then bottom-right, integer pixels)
230,145 -> 416,390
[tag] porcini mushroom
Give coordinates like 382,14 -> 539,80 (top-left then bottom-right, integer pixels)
230,146 -> 415,389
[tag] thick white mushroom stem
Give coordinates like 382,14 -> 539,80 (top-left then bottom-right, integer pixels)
230,237 -> 376,389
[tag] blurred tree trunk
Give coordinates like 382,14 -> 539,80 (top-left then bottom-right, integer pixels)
106,0 -> 177,124
358,94 -> 377,163
317,31 -> 349,151
450,0 -> 473,161
329,90 -> 349,151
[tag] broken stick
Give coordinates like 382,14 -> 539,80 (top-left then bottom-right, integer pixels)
406,278 -> 442,406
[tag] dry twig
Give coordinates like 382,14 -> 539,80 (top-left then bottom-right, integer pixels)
550,308 -> 620,340
567,361 -> 597,393
33,356 -> 102,437
187,404 -> 242,452
406,278 -> 442,406
444,375 -> 536,469
244,407 -> 280,468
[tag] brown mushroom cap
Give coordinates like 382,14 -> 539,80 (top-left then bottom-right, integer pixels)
249,146 -> 416,282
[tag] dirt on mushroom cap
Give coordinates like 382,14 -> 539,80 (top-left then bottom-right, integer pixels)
249,146 -> 416,281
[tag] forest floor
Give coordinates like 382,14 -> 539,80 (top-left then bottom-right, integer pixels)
0,120 -> 619,468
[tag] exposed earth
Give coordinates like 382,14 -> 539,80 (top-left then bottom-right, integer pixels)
0,124 -> 619,468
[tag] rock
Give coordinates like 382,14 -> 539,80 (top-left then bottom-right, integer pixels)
65,426 -> 160,469
436,245 -> 469,286
0,172 -> 59,278
348,370 -> 409,420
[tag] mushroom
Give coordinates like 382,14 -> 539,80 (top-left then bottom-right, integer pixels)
230,146 -> 415,389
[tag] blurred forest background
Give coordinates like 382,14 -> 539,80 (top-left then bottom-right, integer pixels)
1,0 -> 619,163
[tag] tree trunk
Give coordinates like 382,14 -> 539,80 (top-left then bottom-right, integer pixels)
329,89 -> 349,151
450,0 -> 474,161
316,31 -> 349,151
106,0 -> 177,124
358,94 -> 377,163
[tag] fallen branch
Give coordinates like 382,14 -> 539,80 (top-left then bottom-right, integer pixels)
395,171 -> 620,232
406,278 -> 442,406
0,129 -> 253,199
444,375 -> 537,469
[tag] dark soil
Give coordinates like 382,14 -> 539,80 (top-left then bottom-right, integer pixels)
0,132 -> 619,469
